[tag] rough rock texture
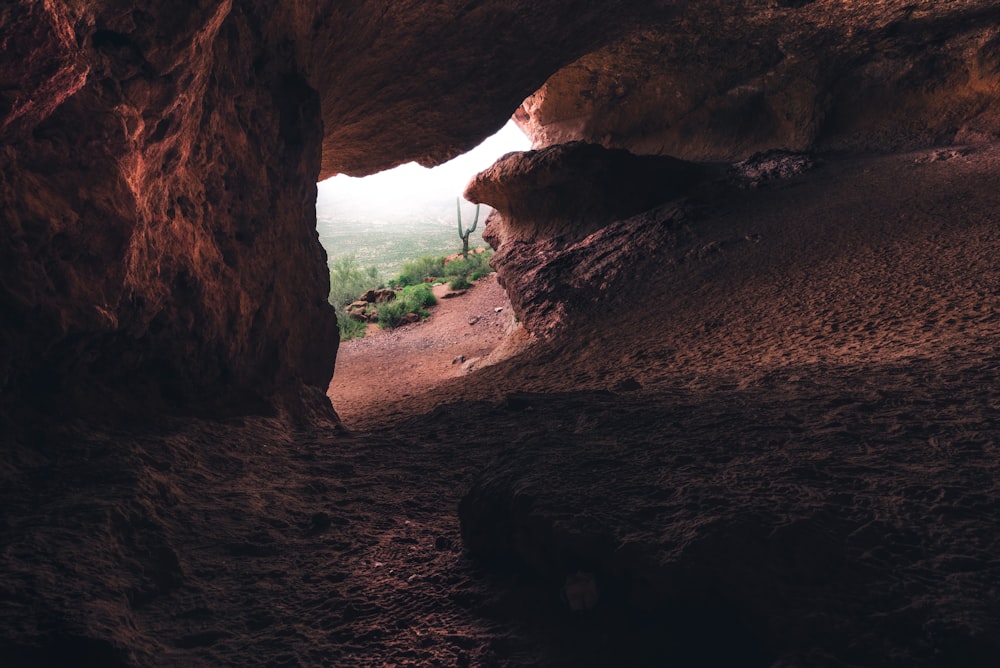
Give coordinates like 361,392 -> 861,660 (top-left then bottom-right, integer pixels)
3,147 -> 995,667
516,1 -> 1000,160
1,1 -> 337,420
458,383 -> 1000,666
466,141 -> 709,245
4,0 -> 1000,423
304,1 -> 676,178
464,142 -> 710,335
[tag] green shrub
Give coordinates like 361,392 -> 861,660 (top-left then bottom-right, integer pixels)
442,251 -> 492,278
377,284 -> 436,329
395,255 -> 446,287
334,250 -> 493,332
336,308 -> 367,340
376,299 -> 408,329
402,283 -> 436,308
329,254 -> 381,307
449,275 -> 471,290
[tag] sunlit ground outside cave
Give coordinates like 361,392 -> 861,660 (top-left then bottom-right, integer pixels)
319,121 -> 530,426
2,2 -> 1000,667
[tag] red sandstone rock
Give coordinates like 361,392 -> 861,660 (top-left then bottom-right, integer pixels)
515,2 -> 1000,160
2,1 -> 339,420
464,142 -> 709,336
465,141 -> 709,247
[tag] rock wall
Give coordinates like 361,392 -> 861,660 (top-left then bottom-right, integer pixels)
515,1 -> 1000,160
475,1 -> 1000,337
1,1 -> 336,420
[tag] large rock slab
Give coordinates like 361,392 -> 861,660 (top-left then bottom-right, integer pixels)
465,141 -> 709,246
1,1 -> 338,421
515,1 -> 1000,160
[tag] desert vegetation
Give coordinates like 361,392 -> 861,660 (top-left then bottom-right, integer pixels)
329,250 -> 493,339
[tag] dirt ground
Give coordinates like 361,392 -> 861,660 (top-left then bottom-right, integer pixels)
329,274 -> 517,428
2,145 -> 1000,667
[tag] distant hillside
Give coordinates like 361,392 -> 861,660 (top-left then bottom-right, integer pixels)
316,195 -> 490,279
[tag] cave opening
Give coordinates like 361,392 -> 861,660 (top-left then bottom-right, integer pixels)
317,120 -> 531,426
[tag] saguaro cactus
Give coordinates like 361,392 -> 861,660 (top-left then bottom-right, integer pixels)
457,198 -> 480,259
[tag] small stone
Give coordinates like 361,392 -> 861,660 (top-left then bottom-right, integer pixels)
494,307 -> 503,313
452,355 -> 465,365
360,288 -> 396,303
468,316 -> 479,326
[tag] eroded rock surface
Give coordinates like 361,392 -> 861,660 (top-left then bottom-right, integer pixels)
458,383 -> 1000,666
466,141 -> 709,246
305,1 -> 675,178
516,1 -> 1000,160
1,1 -> 337,421
456,146 -> 1000,666
464,142 -> 710,335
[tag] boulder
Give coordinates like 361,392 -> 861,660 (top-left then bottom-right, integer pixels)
466,143 -> 706,337
465,141 -> 710,246
360,289 -> 396,304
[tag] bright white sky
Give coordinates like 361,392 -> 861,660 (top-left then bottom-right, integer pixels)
317,120 -> 530,208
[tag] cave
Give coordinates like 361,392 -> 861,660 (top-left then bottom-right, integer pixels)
2,1 -> 1000,666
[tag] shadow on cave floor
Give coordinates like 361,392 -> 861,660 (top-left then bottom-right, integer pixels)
5,364 -> 998,666
3,146 -> 1000,666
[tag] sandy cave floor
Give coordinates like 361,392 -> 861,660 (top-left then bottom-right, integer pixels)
2,145 -> 1000,666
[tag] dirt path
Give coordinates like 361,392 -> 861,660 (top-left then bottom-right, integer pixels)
328,274 -> 517,427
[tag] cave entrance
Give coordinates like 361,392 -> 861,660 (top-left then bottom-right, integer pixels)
318,120 -> 531,427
